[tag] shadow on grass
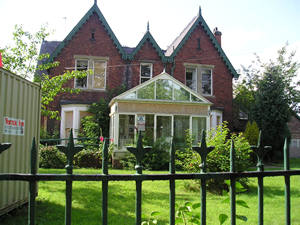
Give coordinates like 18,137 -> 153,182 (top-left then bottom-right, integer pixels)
246,182 -> 300,198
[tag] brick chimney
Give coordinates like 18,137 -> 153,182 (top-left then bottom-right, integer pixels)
213,27 -> 222,46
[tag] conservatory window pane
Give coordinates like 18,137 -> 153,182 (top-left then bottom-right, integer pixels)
119,115 -> 135,148
142,115 -> 154,146
174,116 -> 189,145
156,116 -> 172,140
192,117 -> 206,145
123,91 -> 136,99
174,83 -> 190,101
191,94 -> 203,102
137,82 -> 154,99
156,79 -> 173,100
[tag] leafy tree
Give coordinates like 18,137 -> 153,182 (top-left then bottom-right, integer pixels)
235,45 -> 299,114
234,45 -> 299,159
252,70 -> 291,158
1,25 -> 87,120
1,24 -> 50,79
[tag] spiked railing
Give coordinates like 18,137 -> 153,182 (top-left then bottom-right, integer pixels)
126,131 -> 152,225
192,130 -> 214,225
56,130 -> 84,225
251,131 -> 271,225
0,129 -> 299,225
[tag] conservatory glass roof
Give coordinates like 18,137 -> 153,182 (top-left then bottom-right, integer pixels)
112,72 -> 211,104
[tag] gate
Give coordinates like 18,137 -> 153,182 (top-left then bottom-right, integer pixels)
1,130 -> 300,225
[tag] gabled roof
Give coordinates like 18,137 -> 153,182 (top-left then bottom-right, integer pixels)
165,9 -> 239,78
36,41 -> 61,77
45,4 -> 238,79
110,71 -> 212,106
48,3 -> 126,62
127,30 -> 167,62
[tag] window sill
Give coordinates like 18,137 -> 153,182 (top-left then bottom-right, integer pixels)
75,87 -> 106,92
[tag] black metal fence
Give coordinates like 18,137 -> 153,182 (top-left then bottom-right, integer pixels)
1,130 -> 300,225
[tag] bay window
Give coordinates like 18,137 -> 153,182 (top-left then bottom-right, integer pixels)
75,56 -> 107,90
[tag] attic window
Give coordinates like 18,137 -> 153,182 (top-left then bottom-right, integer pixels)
90,29 -> 95,41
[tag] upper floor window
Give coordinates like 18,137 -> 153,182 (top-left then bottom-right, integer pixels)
184,63 -> 213,96
75,56 -> 107,90
75,60 -> 88,88
185,67 -> 197,91
201,69 -> 212,95
140,63 -> 152,83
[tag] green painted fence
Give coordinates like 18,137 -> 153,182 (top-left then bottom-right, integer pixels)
1,130 -> 300,225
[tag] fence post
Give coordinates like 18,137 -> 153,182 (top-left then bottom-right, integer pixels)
251,131 -> 271,225
284,138 -> 290,225
102,139 -> 109,225
28,138 -> 37,225
57,130 -> 83,225
230,140 -> 236,225
192,130 -> 214,225
127,131 -> 151,225
169,140 -> 176,225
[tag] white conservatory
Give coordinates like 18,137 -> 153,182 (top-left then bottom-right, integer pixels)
109,72 -> 214,153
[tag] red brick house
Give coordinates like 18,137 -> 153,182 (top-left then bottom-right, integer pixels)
39,2 -> 238,148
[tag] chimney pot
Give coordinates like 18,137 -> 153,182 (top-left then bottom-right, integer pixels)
213,27 -> 222,46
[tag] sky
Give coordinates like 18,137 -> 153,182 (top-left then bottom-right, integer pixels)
1,0 -> 300,79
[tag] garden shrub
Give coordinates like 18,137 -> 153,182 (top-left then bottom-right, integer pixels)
39,145 -> 66,168
176,122 -> 252,194
74,150 -> 102,168
78,115 -> 100,151
244,121 -> 259,145
121,137 -> 170,171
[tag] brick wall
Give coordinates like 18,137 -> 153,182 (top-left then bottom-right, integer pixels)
46,11 -> 234,130
172,23 -> 233,125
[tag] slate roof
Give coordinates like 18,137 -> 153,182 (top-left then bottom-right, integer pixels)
122,47 -> 135,54
35,40 -> 61,77
165,16 -> 198,57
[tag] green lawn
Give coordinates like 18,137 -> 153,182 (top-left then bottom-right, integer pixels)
1,159 -> 300,225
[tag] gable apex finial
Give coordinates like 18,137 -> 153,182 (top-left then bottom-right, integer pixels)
198,6 -> 202,16
147,21 -> 150,32
94,0 -> 97,5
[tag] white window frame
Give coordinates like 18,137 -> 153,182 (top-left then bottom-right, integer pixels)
60,104 -> 89,142
92,60 -> 107,90
74,56 -> 108,90
75,59 -> 89,89
185,67 -> 197,91
201,68 -> 213,96
210,110 -> 222,129
184,63 -> 214,96
140,63 -> 153,84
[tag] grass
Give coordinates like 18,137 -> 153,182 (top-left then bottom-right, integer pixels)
1,159 -> 300,225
